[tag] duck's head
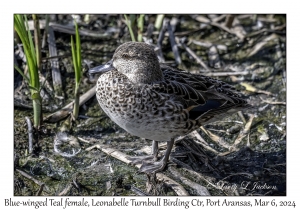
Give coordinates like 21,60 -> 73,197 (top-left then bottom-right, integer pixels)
89,42 -> 163,84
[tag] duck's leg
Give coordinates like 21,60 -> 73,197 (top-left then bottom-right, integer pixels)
128,140 -> 159,163
139,138 -> 175,174
151,140 -> 158,161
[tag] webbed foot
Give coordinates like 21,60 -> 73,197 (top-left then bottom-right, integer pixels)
139,158 -> 168,174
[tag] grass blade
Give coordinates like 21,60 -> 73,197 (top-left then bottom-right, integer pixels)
71,35 -> 78,75
14,64 -> 30,83
14,14 -> 42,128
137,14 -> 145,42
124,14 -> 136,42
71,19 -> 82,120
75,21 -> 81,82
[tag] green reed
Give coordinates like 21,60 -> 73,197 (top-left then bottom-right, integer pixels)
71,20 -> 82,119
14,14 -> 42,129
124,14 -> 145,42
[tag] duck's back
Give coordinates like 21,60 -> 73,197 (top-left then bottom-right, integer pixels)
158,65 -> 250,125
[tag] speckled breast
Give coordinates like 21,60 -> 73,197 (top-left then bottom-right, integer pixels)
95,71 -> 193,141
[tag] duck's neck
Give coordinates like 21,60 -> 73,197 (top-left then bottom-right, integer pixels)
130,70 -> 164,84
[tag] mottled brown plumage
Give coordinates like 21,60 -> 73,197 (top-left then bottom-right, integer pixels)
89,41 -> 250,174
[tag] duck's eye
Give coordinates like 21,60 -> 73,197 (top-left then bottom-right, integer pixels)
122,53 -> 130,59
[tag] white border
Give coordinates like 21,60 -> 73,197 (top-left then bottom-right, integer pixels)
2,1 -> 297,209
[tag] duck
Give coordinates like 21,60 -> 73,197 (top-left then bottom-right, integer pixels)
88,41 -> 250,174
